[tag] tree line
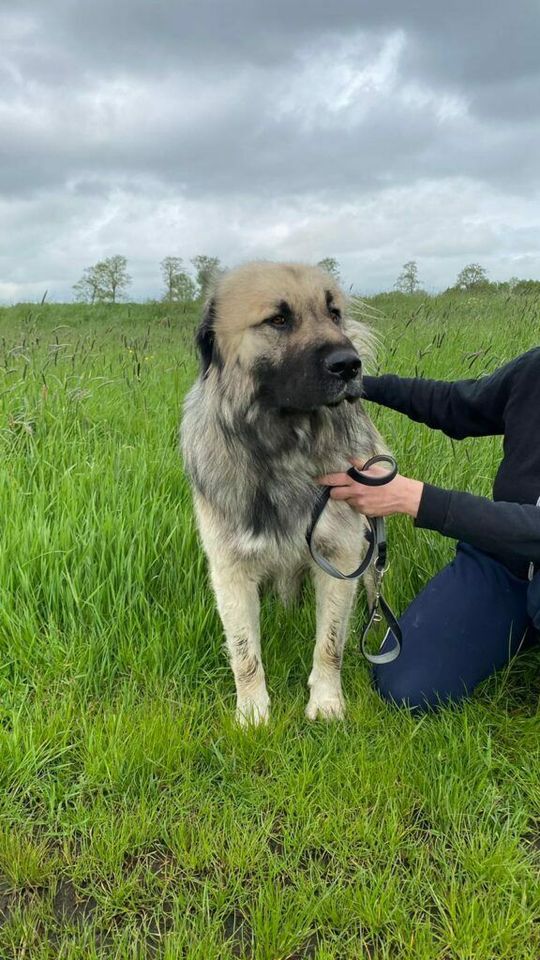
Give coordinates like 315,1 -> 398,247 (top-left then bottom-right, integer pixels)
73,255 -> 222,304
394,260 -> 540,295
73,254 -> 540,303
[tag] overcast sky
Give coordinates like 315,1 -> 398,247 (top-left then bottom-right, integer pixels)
1,0 -> 539,302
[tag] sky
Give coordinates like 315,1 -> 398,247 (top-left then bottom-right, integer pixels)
1,0 -> 539,302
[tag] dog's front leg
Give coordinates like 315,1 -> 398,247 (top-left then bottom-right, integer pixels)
209,561 -> 270,726
307,558 -> 359,721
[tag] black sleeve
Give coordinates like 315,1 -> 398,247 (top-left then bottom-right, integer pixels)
362,355 -> 524,440
416,483 -> 540,564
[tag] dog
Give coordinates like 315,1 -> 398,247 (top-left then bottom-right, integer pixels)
181,261 -> 387,725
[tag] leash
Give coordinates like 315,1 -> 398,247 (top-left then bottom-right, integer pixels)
306,454 -> 402,665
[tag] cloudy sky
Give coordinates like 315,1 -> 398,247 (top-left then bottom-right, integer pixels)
1,0 -> 539,302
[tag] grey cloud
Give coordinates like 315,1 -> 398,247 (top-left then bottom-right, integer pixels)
469,75 -> 540,122
3,39 -> 539,199
4,0 -> 539,103
0,0 -> 539,299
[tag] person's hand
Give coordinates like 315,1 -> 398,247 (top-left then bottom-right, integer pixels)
317,459 -> 424,518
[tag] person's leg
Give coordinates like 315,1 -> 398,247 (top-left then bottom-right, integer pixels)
373,542 -> 534,712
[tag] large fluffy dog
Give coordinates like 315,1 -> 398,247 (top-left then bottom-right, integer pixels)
181,262 -> 387,724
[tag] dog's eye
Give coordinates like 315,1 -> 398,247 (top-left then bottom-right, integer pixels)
266,314 -> 287,327
330,308 -> 341,324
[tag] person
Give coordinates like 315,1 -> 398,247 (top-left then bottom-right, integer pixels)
318,347 -> 540,711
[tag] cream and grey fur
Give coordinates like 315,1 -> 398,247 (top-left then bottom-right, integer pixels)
181,261 -> 387,725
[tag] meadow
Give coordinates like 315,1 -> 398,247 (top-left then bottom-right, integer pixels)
0,291 -> 538,959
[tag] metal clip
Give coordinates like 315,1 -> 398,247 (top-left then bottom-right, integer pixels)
360,564 -> 401,665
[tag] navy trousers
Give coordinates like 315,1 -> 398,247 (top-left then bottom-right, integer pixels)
373,541 -> 537,712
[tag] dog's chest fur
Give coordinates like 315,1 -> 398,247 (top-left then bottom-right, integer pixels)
181,379 -> 380,565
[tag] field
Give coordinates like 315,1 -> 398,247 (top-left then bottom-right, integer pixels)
0,292 -> 539,959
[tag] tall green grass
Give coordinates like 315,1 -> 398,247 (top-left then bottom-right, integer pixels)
0,293 -> 538,959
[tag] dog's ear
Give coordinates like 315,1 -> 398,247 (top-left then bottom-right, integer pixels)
196,298 -> 217,378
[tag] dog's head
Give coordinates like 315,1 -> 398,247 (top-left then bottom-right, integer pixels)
196,261 -> 371,413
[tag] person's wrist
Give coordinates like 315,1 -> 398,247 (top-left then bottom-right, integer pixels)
399,478 -> 424,518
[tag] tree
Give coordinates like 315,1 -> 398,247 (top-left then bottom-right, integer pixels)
96,255 -> 131,303
73,266 -> 103,303
173,271 -> 197,303
191,255 -> 221,298
73,255 -> 131,303
161,257 -> 183,301
160,257 -> 197,302
394,261 -> 421,294
317,257 -> 340,279
512,279 -> 540,296
455,263 -> 490,291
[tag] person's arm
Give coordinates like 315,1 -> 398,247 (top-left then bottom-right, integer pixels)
319,467 -> 540,565
362,353 -> 529,440
416,484 -> 540,564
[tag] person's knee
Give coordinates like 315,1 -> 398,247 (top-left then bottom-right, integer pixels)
373,667 -> 453,714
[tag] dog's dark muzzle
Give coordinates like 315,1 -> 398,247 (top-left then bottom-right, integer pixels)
324,348 -> 362,383
321,346 -> 363,404
254,342 -> 363,412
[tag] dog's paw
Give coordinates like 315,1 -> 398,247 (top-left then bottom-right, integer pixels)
305,689 -> 345,721
235,693 -> 271,728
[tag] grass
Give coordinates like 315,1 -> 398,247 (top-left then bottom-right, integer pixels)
0,292 -> 538,958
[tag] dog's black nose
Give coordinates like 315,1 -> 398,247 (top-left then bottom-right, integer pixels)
324,348 -> 362,382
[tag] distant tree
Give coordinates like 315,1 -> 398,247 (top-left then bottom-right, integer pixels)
512,279 -> 540,296
191,255 -> 221,298
161,256 -> 183,300
173,271 -> 197,303
455,263 -> 490,291
161,257 -> 197,302
394,260 -> 421,294
317,257 -> 340,279
73,265 -> 103,304
73,256 -> 131,303
96,256 -> 131,303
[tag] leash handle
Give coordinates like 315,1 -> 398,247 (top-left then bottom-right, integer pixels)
305,453 -> 402,663
306,488 -> 377,580
305,454 -> 397,578
348,454 -> 398,487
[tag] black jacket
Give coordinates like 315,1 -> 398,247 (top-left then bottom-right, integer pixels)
362,348 -> 540,598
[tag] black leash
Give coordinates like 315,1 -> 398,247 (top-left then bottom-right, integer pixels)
306,454 -> 402,665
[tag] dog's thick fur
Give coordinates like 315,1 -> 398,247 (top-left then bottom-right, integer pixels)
181,261 -> 387,724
